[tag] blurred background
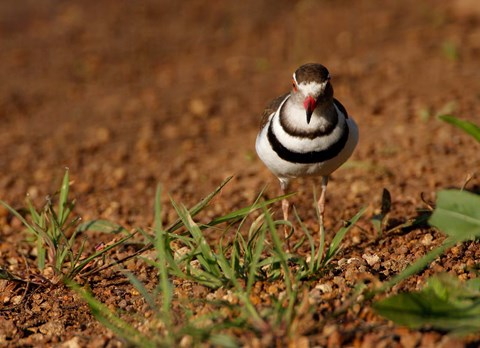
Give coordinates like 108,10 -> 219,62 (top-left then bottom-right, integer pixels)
1,0 -> 479,227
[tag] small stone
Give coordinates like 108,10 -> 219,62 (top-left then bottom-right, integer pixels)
399,330 -> 421,348
308,289 -> 322,303
420,332 -> 441,347
11,295 -> 22,305
267,284 -> 279,294
179,335 -> 193,348
421,233 -> 433,246
189,98 -> 209,117
315,283 -> 333,293
112,167 -> 126,183
162,124 -> 180,139
39,320 -> 64,336
288,336 -> 309,348
362,253 -> 380,266
0,317 -> 16,338
95,127 -> 111,143
59,336 -> 82,348
326,327 -> 342,347
118,300 -> 127,309
32,293 -> 42,303
450,245 -> 463,257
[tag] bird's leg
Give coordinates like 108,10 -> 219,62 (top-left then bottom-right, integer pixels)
317,176 -> 329,239
280,179 -> 291,251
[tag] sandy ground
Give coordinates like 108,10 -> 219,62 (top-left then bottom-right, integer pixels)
1,0 -> 480,346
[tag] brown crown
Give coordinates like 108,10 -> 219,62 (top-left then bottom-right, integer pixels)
294,63 -> 330,84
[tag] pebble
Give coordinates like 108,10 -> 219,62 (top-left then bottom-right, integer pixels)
39,320 -> 65,336
315,283 -> 333,293
421,233 -> 433,246
189,98 -> 209,117
362,253 -> 380,266
58,336 -> 82,348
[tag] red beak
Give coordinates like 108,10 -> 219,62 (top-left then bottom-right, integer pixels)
303,96 -> 317,124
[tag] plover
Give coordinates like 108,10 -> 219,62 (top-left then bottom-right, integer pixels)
255,63 -> 358,243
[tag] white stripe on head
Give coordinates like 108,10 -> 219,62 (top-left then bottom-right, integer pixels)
298,81 -> 328,97
292,72 -> 299,86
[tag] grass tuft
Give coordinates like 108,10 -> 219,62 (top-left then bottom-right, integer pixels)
0,170 -> 132,283
69,177 -> 366,346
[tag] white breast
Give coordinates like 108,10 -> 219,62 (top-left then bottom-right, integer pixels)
255,103 -> 358,181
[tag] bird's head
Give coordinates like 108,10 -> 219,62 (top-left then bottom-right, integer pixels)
291,63 -> 333,124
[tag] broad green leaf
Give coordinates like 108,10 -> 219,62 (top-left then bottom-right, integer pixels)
429,189 -> 480,241
439,115 -> 480,143
374,274 -> 480,335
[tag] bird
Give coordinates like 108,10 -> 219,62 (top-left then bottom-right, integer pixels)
255,63 -> 358,246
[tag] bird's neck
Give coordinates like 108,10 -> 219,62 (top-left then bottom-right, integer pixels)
282,97 -> 338,130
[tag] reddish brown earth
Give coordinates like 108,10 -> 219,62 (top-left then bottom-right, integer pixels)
1,0 -> 480,347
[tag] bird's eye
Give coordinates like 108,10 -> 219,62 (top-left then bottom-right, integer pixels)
292,80 -> 298,92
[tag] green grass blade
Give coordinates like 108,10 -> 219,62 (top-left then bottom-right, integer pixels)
378,237 -> 456,293
324,207 -> 367,264
374,190 -> 480,294
67,281 -> 155,348
27,197 -> 43,229
57,169 -> 70,225
166,176 -> 233,233
227,235 -> 242,278
153,185 -> 174,340
69,233 -> 134,278
207,193 -> 294,227
263,207 -> 296,324
154,185 -> 164,233
67,238 -> 87,275
0,199 -> 38,236
37,237 -> 46,271
77,220 -> 128,234
123,270 -> 159,312
215,253 -> 237,283
439,115 -> 480,143
46,200 -> 63,242
292,206 -> 316,273
172,200 -> 221,276
246,226 -> 266,293
209,334 -> 239,348
186,267 -> 224,288
61,218 -> 83,263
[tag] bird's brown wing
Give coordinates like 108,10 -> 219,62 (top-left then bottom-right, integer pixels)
333,98 -> 349,119
259,93 -> 290,129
